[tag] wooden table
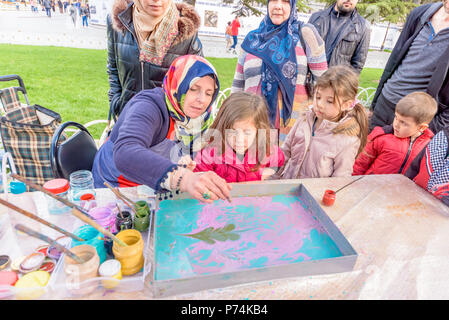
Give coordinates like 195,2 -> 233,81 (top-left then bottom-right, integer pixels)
1,174 -> 448,299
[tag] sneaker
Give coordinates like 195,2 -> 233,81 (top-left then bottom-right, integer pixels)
233,49 -> 237,55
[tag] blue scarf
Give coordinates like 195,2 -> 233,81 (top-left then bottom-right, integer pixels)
241,0 -> 300,125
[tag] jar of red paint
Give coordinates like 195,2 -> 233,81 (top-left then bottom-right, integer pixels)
322,190 -> 336,206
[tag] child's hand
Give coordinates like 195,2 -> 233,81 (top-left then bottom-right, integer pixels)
178,155 -> 196,171
261,168 -> 276,181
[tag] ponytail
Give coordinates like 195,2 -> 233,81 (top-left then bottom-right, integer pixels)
351,103 -> 368,156
333,102 -> 369,156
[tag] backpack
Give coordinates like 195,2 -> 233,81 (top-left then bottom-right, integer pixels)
406,127 -> 449,206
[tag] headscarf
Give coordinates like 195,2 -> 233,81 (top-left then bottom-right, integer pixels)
133,0 -> 179,66
162,55 -> 220,153
241,0 -> 300,125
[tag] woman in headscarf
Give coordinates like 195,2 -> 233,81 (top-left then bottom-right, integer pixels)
231,0 -> 328,143
107,0 -> 203,120
93,55 -> 231,203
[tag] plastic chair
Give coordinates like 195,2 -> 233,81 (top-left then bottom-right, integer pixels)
50,121 -> 98,180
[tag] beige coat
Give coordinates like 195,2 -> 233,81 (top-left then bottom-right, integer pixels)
275,108 -> 361,179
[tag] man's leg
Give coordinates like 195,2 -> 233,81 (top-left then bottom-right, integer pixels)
369,92 -> 397,132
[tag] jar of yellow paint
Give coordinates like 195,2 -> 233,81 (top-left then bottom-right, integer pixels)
98,259 -> 122,289
14,270 -> 50,300
63,244 -> 100,296
112,229 -> 144,276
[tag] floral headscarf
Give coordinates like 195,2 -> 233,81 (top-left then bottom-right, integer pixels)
162,55 -> 220,153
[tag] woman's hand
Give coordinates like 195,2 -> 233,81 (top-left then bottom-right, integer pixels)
180,170 -> 232,203
178,155 -> 196,171
261,168 -> 276,181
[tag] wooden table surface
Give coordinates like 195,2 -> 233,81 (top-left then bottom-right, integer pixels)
1,174 -> 448,300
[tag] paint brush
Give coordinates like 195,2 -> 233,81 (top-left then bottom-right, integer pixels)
69,207 -> 128,247
103,182 -> 138,215
116,203 -> 124,219
334,176 -> 365,194
15,224 -> 85,264
11,173 -> 91,217
11,173 -> 128,247
0,198 -> 85,242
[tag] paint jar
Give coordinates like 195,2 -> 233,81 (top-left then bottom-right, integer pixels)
63,244 -> 100,296
134,200 -> 150,232
43,179 -> 71,215
14,270 -> 50,300
322,190 -> 336,206
89,206 -> 117,234
135,200 -> 150,217
72,225 -> 107,264
115,211 -> 133,232
112,229 -> 144,276
98,259 -> 122,289
47,236 -> 71,261
80,193 -> 97,211
69,170 -> 96,205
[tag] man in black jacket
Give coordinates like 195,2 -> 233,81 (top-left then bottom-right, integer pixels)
308,0 -> 370,73
371,1 -> 449,134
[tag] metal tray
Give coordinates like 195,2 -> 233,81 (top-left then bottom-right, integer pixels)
148,181 -> 358,298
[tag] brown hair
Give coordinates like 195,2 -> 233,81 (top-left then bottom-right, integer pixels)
395,92 -> 438,125
314,66 -> 369,156
204,92 -> 273,170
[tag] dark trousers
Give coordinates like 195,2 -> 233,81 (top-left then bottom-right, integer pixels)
230,35 -> 238,49
370,92 -> 397,132
45,7 -> 51,16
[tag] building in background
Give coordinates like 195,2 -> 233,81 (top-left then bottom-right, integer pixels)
87,0 -> 401,51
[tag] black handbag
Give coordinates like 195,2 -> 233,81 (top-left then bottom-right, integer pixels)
298,24 -> 315,99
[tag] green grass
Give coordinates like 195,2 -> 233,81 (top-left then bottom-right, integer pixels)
0,44 -> 383,138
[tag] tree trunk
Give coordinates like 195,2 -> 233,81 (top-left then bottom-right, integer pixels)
380,22 -> 391,51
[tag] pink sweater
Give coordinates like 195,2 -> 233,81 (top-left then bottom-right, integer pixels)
194,144 -> 285,183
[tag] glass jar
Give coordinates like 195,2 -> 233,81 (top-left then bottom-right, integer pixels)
43,179 -> 71,215
69,170 -> 96,205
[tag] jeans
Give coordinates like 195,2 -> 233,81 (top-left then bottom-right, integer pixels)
370,92 -> 396,132
82,15 -> 88,27
230,35 -> 238,49
45,8 -> 51,16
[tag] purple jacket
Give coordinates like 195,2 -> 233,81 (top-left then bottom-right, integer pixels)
92,88 -> 180,191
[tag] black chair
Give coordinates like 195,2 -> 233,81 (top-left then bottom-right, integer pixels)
50,121 -> 98,180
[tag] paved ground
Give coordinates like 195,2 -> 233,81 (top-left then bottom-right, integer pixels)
0,9 -> 390,67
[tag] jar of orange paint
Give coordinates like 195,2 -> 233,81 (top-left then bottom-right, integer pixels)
112,229 -> 144,276
322,190 -> 336,206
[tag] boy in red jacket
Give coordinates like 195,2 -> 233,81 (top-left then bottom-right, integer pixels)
353,92 -> 437,175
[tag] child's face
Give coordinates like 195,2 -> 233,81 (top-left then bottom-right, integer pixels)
226,118 -> 258,155
313,86 -> 352,122
392,112 -> 427,140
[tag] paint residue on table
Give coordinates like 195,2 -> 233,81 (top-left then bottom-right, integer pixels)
155,194 -> 342,281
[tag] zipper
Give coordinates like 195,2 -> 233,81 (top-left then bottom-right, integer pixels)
141,61 -> 144,91
398,137 -> 414,174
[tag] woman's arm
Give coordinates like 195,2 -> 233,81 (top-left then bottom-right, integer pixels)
301,24 -> 328,79
113,93 -> 177,191
106,15 -> 122,117
231,50 -> 247,93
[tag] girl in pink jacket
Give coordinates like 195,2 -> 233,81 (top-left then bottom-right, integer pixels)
274,66 -> 369,179
194,92 -> 285,183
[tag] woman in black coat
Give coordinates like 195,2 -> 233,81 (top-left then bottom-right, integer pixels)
107,0 -> 203,120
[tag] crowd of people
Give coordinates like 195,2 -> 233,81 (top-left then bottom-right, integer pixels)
23,0 -> 91,27
88,0 -> 449,206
